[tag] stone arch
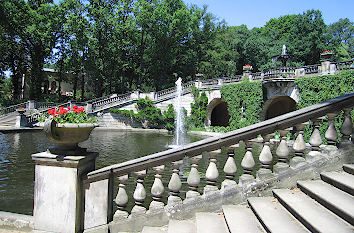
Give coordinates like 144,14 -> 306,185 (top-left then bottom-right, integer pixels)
261,95 -> 297,120
206,98 -> 230,127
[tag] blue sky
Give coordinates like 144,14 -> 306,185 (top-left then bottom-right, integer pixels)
183,0 -> 354,28
52,0 -> 353,28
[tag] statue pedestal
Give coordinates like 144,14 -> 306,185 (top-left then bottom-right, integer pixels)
32,150 -> 99,233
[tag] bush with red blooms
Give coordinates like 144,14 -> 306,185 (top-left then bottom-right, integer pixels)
321,50 -> 332,55
43,105 -> 97,123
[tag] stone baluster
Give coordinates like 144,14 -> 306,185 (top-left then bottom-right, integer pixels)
274,129 -> 290,173
309,119 -> 322,151
259,135 -> 273,169
168,160 -> 183,206
131,170 -> 147,215
290,124 -> 308,169
186,155 -> 203,199
113,175 -> 129,220
257,135 -> 274,180
239,141 -> 255,186
221,144 -> 238,190
149,165 -> 165,211
293,123 -> 307,157
340,108 -> 353,143
204,149 -> 221,194
241,141 -> 255,175
325,113 -> 338,145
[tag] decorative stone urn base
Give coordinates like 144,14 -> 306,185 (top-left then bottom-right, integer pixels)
44,119 -> 97,155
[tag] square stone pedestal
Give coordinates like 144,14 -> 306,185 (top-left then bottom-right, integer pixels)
32,150 -> 98,233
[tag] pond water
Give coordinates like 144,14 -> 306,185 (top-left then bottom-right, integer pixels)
0,129 -> 273,215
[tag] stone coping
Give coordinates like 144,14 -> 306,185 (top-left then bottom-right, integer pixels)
0,211 -> 34,232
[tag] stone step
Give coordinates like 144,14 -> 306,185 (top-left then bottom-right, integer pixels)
321,171 -> 354,195
344,164 -> 354,175
168,219 -> 196,233
273,188 -> 354,233
297,180 -> 354,225
247,197 -> 309,233
142,226 -> 168,233
222,204 -> 265,233
195,212 -> 229,233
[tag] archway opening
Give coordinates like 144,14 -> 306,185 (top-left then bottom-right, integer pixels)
211,101 -> 230,127
265,96 -> 297,120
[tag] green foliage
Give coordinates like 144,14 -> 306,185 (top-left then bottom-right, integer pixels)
0,0 -> 353,104
295,71 -> 354,109
163,104 -> 175,132
221,79 -> 263,131
135,97 -> 164,128
110,98 -> 176,131
187,86 -> 208,129
295,71 -> 354,142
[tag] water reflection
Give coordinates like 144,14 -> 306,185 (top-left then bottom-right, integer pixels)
0,130 -> 202,215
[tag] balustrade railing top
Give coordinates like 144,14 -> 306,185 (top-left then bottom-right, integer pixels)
86,92 -> 354,183
2,59 -> 353,117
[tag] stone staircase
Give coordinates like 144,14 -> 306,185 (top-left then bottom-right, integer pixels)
0,112 -> 17,126
140,164 -> 354,233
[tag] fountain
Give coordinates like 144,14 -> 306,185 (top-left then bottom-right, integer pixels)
173,77 -> 185,147
272,44 -> 296,67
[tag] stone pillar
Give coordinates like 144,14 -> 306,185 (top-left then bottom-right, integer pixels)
321,61 -> 331,75
86,101 -> 93,113
131,91 -> 140,100
26,100 -> 35,110
32,151 -> 99,233
15,109 -> 28,127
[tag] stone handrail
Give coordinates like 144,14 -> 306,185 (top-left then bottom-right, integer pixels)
82,92 -> 353,231
251,72 -> 263,81
264,66 -> 296,79
303,64 -> 320,74
222,75 -> 243,84
86,92 -> 353,183
0,102 -> 27,115
334,60 -> 354,71
2,60 -> 353,117
91,93 -> 132,112
156,86 -> 176,99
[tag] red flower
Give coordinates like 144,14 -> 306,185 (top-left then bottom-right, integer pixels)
67,106 -> 70,110
59,108 -> 68,115
18,107 -> 24,109
48,109 -> 55,115
73,105 -> 78,110
78,107 -> 85,112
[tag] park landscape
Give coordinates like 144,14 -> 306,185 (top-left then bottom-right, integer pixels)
0,0 -> 353,233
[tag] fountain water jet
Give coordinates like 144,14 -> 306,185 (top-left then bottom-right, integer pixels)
173,77 -> 185,147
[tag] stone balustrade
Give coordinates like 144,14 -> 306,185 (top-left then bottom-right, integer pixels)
78,92 -> 353,232
1,59 -> 353,118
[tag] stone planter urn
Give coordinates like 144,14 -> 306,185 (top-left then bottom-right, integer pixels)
16,107 -> 25,115
320,51 -> 333,61
243,64 -> 253,72
44,119 -> 97,155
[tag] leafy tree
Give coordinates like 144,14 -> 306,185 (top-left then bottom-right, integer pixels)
187,86 -> 208,128
326,18 -> 354,60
